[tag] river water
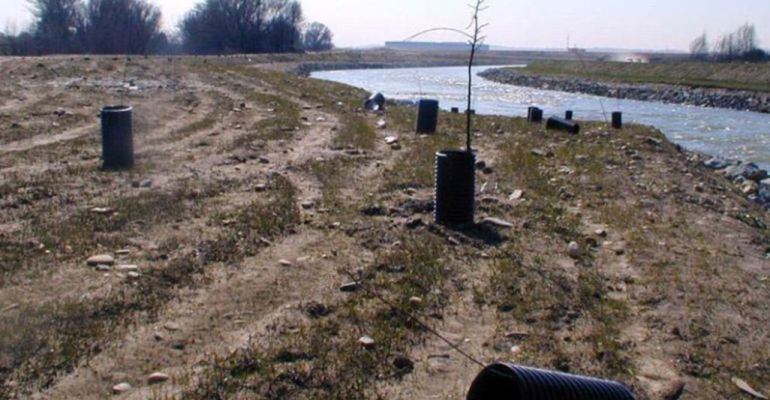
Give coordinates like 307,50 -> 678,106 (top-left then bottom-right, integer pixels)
312,65 -> 770,169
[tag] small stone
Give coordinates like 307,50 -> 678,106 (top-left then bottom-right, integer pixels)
531,148 -> 553,158
259,156 -> 270,164
301,201 -> 315,210
694,183 -> 705,193
408,296 -> 423,305
127,272 -> 141,279
482,217 -> 514,228
91,207 -> 114,215
255,184 -> 267,192
115,249 -> 131,255
87,254 -> 114,266
384,135 -> 398,145
377,120 -> 388,129
164,322 -> 180,332
390,143 -> 402,150
96,265 -> 112,272
340,282 -> 360,292
510,345 -> 522,355
568,242 -> 581,258
279,259 -> 293,266
147,372 -> 170,385
112,382 -> 132,394
140,179 -> 153,188
509,190 -> 524,200
358,335 -> 375,349
117,265 -> 139,272
732,377 -> 767,400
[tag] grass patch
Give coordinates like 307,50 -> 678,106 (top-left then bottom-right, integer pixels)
332,113 -> 376,150
205,175 -> 300,264
188,233 -> 451,399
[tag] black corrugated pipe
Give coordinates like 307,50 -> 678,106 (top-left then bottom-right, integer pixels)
417,99 -> 439,134
546,116 -> 580,134
527,107 -> 543,123
612,112 -> 623,129
467,363 -> 635,400
435,150 -> 475,226
100,105 -> 134,170
365,93 -> 386,111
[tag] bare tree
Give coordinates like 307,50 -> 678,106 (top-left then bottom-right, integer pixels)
265,1 -> 303,52
85,0 -> 163,54
712,23 -> 766,61
303,22 -> 333,51
735,23 -> 758,54
181,0 -> 309,54
27,0 -> 86,53
689,33 -> 709,60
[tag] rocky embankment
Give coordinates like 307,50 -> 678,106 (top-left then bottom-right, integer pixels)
480,68 -> 770,113
697,154 -> 770,209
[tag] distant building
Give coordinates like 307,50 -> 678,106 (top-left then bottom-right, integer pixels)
385,41 -> 490,52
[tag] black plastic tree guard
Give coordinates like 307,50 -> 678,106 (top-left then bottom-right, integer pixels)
417,99 -> 439,134
101,105 -> 134,169
364,93 -> 386,111
546,116 -> 580,134
435,150 -> 475,226
466,363 -> 635,400
451,107 -> 460,114
527,107 -> 543,123
612,112 -> 623,129
565,110 -> 574,120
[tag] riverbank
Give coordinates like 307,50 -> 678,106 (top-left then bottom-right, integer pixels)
0,56 -> 767,400
480,65 -> 770,113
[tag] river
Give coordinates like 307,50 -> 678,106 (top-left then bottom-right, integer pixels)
312,65 -> 770,169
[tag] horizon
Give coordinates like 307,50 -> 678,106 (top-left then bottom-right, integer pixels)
2,0 -> 770,52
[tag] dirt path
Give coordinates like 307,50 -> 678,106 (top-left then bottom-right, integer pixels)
29,75 -> 396,398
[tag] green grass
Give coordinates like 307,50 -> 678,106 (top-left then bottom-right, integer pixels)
521,60 -> 770,92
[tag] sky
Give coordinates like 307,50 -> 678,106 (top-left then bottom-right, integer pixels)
3,0 -> 770,51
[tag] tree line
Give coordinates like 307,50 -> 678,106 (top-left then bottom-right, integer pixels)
0,0 -> 334,56
690,23 -> 767,62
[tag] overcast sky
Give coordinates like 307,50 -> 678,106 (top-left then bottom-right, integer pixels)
3,0 -> 769,51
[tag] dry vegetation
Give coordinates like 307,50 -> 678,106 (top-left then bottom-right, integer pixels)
0,55 -> 767,400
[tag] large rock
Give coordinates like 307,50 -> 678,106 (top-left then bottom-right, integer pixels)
759,179 -> 770,203
724,163 -> 768,182
703,157 -> 730,170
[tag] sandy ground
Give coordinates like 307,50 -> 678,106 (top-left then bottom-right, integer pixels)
0,55 -> 767,400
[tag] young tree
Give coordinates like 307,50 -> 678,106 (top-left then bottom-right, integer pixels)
28,0 -> 86,53
689,33 -> 709,60
303,22 -> 333,51
85,0 -> 163,54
